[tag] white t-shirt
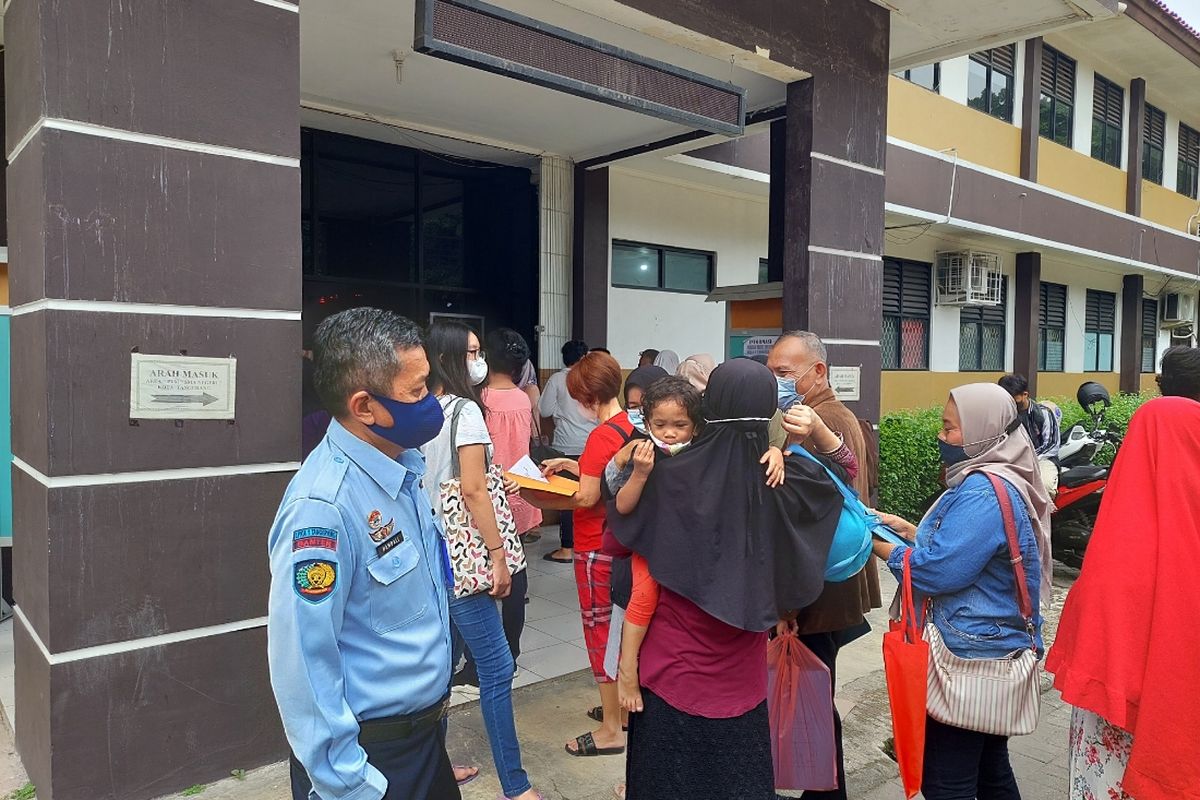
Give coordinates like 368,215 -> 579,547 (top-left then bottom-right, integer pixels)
538,368 -> 598,455
421,394 -> 493,517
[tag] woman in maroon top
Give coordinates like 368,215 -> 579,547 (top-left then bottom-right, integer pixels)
608,359 -> 846,799
537,351 -> 635,758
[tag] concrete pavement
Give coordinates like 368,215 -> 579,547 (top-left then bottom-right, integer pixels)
0,560 -> 1081,799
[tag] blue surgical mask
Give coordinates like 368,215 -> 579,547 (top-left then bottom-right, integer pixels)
370,392 -> 445,450
777,377 -> 802,411
938,438 -> 970,466
627,407 -> 646,434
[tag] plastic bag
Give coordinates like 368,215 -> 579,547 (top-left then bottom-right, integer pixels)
882,549 -> 929,798
767,631 -> 838,791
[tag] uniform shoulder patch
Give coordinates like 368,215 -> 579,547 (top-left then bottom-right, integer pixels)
293,527 -> 338,552
294,560 -> 338,603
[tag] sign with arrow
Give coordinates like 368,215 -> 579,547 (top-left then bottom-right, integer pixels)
130,354 -> 237,420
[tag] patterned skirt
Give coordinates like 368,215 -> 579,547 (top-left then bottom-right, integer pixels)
1070,706 -> 1134,800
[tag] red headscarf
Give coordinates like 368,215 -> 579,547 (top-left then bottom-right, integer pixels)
1046,396 -> 1200,800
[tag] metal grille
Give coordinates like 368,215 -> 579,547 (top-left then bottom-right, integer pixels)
1039,282 -> 1068,329
1180,124 -> 1200,167
881,316 -> 899,370
424,0 -> 743,132
1093,74 -> 1124,128
1142,298 -> 1159,373
1040,46 -> 1075,104
971,43 -> 1016,75
1086,290 -> 1116,333
900,320 -> 928,370
883,258 -> 932,317
1142,298 -> 1159,338
1144,104 -> 1166,148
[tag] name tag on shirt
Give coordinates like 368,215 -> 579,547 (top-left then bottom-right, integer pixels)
375,530 -> 405,558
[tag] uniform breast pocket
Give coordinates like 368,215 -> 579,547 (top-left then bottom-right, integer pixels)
366,539 -> 429,634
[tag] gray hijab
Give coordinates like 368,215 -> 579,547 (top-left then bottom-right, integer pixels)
653,349 -> 680,373
943,383 -> 1053,604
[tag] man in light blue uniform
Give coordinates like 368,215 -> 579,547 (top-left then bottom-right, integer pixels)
268,308 -> 459,800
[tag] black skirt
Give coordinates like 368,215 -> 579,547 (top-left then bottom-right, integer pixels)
626,688 -> 774,800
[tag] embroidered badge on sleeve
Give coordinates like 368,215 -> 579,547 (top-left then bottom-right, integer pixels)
294,560 -> 338,603
292,528 -> 338,552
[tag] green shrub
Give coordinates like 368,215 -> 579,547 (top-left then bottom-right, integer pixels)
878,405 -> 944,523
878,390 -> 1155,520
1041,391 -> 1153,465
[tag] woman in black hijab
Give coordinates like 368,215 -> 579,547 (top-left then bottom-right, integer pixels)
608,358 -> 844,800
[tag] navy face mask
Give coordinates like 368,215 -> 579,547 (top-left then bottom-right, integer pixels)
369,392 -> 444,450
938,438 -> 970,466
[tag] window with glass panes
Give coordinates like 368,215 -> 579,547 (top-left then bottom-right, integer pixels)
1178,124 -> 1200,200
967,45 -> 1016,123
1141,298 -> 1159,373
1091,75 -> 1124,167
758,258 -> 770,284
1143,104 -> 1166,185
1084,289 -> 1117,372
882,258 -> 932,370
896,63 -> 940,93
1039,47 -> 1075,147
611,240 -> 714,293
960,279 -> 1008,371
1038,282 -> 1067,372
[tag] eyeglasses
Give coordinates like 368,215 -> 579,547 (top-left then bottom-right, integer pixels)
467,348 -> 486,360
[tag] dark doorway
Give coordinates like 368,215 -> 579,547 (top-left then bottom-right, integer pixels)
301,128 -> 538,353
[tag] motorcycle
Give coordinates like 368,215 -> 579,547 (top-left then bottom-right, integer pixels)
1050,382 -> 1122,569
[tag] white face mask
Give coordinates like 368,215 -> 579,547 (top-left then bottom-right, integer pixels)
467,357 -> 489,386
649,431 -> 692,456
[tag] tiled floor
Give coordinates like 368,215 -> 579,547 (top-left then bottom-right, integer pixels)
0,534 -> 584,720
451,525 -> 589,705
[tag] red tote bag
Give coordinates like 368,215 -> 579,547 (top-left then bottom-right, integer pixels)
882,549 -> 929,799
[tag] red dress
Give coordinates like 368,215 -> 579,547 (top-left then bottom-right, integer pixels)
1046,396 -> 1200,800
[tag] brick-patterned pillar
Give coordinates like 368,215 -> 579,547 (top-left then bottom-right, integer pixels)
572,166 -> 608,347
1120,274 -> 1145,394
776,17 -> 890,421
539,156 -> 573,372
6,2 -> 299,798
1015,252 -> 1042,395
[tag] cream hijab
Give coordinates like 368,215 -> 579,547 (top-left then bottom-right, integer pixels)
943,383 -> 1054,604
677,353 -> 717,391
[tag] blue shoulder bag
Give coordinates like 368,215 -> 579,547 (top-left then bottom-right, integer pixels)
787,444 -> 911,582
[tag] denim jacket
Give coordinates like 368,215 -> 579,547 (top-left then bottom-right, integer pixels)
887,472 -> 1044,660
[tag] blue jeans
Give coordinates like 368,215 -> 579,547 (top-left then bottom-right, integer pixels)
448,591 -> 531,798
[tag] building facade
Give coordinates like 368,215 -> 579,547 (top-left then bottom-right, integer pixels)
1,1 -> 1131,798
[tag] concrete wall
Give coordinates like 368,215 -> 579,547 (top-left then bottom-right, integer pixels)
606,168 -> 768,367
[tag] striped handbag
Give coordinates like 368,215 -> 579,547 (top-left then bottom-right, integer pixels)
924,472 -> 1041,737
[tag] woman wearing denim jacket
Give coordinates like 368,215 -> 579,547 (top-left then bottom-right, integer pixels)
873,383 -> 1053,800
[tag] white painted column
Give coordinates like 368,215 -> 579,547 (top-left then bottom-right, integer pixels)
1074,67 -> 1096,158
1164,110 -> 1181,192
538,155 -> 574,372
940,56 -> 970,105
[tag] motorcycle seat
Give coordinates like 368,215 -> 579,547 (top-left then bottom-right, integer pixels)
1059,464 -> 1106,488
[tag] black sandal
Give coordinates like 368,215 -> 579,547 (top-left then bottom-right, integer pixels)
565,731 -> 625,757
587,705 -> 629,731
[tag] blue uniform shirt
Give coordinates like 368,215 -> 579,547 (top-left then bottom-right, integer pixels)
267,419 -> 452,800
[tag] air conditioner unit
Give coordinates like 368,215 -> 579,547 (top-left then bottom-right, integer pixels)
1161,292 -> 1197,326
936,251 -> 1003,306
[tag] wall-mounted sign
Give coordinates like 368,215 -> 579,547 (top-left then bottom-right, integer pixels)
740,335 -> 779,358
829,366 -> 861,402
130,354 -> 237,420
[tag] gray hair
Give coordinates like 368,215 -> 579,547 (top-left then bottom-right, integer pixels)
778,330 -> 828,364
313,308 -> 423,417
